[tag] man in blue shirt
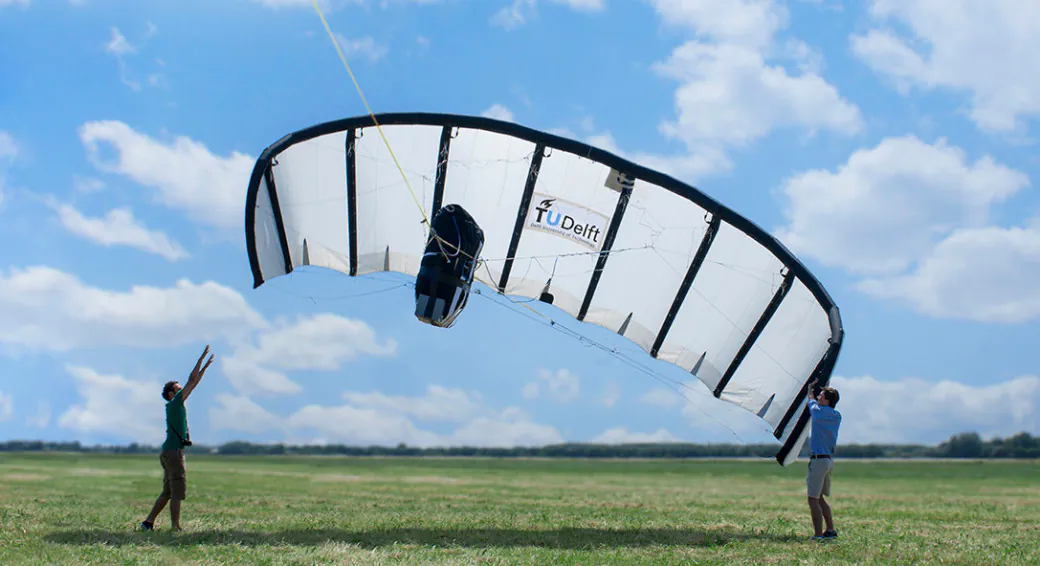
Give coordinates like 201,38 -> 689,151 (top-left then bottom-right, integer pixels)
140,345 -> 213,531
806,378 -> 841,541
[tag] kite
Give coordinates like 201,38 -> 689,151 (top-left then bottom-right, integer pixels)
243,112 -> 844,465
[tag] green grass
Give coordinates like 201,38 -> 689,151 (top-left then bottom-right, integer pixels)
1,453 -> 1037,564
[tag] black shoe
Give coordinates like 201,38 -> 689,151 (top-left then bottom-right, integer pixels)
823,529 -> 838,538
140,521 -> 154,531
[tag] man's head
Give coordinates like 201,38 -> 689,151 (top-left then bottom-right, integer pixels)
817,386 -> 839,408
162,381 -> 182,401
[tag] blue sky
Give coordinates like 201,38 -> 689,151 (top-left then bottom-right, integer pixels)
0,0 -> 1037,453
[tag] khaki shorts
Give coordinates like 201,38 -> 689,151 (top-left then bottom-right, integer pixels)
806,457 -> 833,498
160,450 -> 187,500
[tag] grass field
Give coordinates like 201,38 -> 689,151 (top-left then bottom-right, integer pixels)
1,452 -> 1037,564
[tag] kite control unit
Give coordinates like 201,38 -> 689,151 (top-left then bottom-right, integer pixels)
243,112 -> 845,466
414,204 -> 484,328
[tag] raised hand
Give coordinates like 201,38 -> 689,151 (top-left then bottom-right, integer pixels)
190,345 -> 211,380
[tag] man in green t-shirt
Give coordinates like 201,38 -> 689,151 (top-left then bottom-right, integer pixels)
140,345 -> 214,531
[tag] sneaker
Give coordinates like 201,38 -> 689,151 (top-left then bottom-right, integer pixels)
823,530 -> 838,539
139,521 -> 154,531
810,535 -> 827,542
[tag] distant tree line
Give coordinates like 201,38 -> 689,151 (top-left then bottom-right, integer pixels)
1,431 -> 1036,459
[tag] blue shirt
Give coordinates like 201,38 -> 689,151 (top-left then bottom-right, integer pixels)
808,399 -> 841,456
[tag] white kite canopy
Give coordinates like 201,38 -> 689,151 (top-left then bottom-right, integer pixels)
244,113 -> 844,466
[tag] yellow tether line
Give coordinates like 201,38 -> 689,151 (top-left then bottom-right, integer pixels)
309,0 -> 547,324
310,0 -> 429,226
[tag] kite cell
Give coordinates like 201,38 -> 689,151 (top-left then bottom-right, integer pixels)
244,113 -> 844,466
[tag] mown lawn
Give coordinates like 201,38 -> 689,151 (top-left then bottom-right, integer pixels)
1,452 -> 1037,564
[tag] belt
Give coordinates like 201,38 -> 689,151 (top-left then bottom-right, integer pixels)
810,454 -> 831,459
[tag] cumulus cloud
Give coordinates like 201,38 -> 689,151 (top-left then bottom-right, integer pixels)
78,120 -> 254,231
775,135 -> 1038,322
212,385 -> 564,448
221,313 -> 398,395
858,224 -> 1040,323
851,0 -> 1040,133
592,426 -> 681,444
565,0 -> 862,184
51,202 -> 190,261
57,365 -> 166,442
0,265 -> 265,352
829,374 -> 1040,444
209,394 -> 283,435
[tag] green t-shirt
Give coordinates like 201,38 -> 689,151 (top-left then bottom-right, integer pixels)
162,389 -> 189,451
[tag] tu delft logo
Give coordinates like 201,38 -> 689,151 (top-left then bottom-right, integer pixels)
532,197 -> 602,248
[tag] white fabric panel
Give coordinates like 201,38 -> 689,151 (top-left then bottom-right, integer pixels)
437,128 -> 538,289
268,131 -> 351,275
582,180 -> 711,351
660,221 -> 787,388
353,125 -> 441,276
716,279 -> 832,426
497,151 -> 620,316
252,175 -> 289,280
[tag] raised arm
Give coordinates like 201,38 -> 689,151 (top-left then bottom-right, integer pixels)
181,345 -> 214,402
807,379 -> 820,410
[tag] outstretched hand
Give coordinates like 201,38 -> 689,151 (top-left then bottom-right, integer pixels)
191,345 -> 214,380
182,345 -> 214,402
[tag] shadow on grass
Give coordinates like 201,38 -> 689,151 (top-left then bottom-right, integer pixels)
45,527 -> 800,548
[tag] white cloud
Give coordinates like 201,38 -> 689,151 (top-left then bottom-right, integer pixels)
829,374 -> 1040,444
212,384 -> 564,448
775,135 -> 1039,322
592,426 -> 681,444
851,0 -> 1040,133
104,27 -> 135,56
78,120 -> 254,231
561,0 -> 861,185
104,27 -> 140,91
482,103 -> 515,122
342,385 -> 484,423
776,135 -> 1029,276
57,365 -> 165,442
858,223 -> 1040,323
286,403 -> 444,446
222,313 -> 397,395
491,0 -> 603,30
448,408 -> 564,447
333,34 -> 388,62
0,0 -> 31,7
209,394 -> 282,434
648,0 -> 788,51
0,265 -> 265,352
51,202 -> 190,261
522,368 -> 580,403
652,41 -> 862,150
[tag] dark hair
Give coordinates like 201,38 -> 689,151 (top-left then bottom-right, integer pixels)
162,381 -> 179,400
821,386 -> 839,408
